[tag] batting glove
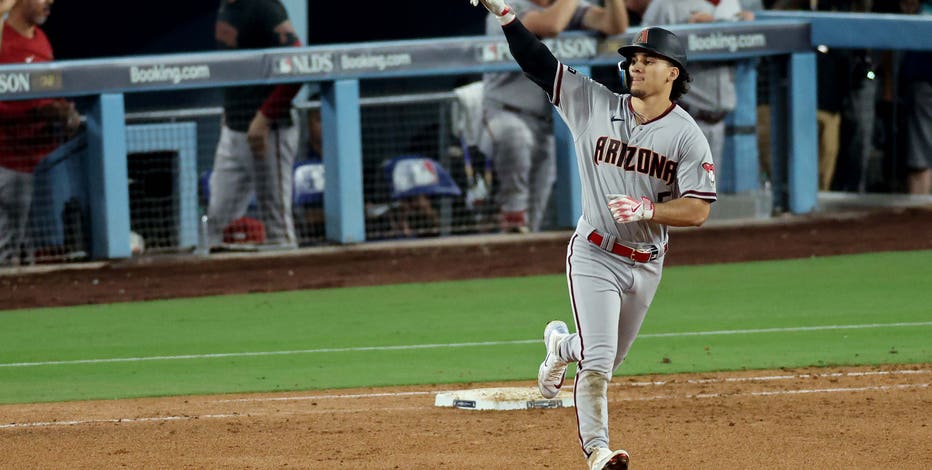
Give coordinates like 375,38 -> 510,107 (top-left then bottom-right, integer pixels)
607,194 -> 655,224
469,0 -> 516,25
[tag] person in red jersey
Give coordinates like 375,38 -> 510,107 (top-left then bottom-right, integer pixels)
0,0 -> 81,266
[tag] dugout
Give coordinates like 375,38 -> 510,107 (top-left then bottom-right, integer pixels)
2,12 -> 930,261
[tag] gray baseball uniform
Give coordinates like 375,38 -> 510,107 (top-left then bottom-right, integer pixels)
0,168 -> 33,266
207,124 -> 299,247
550,63 -> 716,453
642,0 -> 740,170
906,81 -> 932,172
480,0 -> 592,231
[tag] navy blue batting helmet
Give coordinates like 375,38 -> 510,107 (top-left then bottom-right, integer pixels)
617,27 -> 688,74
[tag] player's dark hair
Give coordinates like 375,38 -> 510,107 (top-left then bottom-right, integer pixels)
670,70 -> 691,101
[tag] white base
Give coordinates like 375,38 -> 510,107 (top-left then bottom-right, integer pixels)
434,387 -> 574,411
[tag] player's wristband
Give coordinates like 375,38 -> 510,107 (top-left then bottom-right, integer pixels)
495,8 -> 516,25
470,0 -> 516,24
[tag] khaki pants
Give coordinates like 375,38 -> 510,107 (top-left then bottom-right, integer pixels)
817,110 -> 841,191
758,106 -> 840,191
757,105 -> 771,179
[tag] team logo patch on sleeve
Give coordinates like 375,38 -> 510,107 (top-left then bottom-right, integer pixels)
702,162 -> 716,187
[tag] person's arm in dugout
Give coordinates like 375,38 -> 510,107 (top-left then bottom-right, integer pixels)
0,98 -> 68,124
581,0 -> 629,35
247,17 -> 303,158
259,19 -> 303,122
521,0 -> 581,37
522,0 -> 629,38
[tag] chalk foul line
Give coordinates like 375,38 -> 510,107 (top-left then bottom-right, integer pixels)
219,369 -> 929,403
2,382 -> 927,430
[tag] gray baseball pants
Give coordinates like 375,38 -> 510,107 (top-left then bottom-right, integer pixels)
0,167 -> 34,266
207,124 -> 298,247
480,107 -> 556,232
558,220 -> 664,454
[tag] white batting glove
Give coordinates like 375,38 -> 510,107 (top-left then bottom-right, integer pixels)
606,194 -> 655,224
469,0 -> 516,25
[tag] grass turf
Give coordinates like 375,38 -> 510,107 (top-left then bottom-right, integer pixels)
0,250 -> 929,404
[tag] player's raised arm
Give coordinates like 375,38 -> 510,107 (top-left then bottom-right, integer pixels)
470,0 -> 559,95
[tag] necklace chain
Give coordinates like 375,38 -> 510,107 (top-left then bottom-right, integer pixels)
632,108 -> 649,125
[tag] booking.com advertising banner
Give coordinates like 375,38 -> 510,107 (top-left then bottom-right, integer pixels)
0,22 -> 810,101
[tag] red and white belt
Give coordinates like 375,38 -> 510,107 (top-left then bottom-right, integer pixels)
587,231 -> 666,262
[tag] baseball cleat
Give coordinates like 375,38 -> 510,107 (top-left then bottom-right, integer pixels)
587,447 -> 630,470
537,320 -> 569,399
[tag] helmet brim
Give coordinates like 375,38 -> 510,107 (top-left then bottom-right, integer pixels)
617,45 -> 687,74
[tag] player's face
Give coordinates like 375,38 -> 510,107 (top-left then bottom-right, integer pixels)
628,52 -> 679,100
17,0 -> 53,26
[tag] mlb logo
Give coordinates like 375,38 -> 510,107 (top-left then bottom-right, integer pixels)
277,57 -> 293,74
478,43 -> 511,62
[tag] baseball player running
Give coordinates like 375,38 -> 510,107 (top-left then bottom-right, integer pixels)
469,1 -> 716,468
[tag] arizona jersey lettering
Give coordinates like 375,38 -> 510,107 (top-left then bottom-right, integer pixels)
552,63 -> 717,248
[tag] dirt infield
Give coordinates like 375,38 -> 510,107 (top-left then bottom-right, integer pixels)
1,366 -> 930,468
1,206 -> 931,468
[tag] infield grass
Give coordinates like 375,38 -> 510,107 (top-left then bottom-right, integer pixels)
0,250 -> 930,404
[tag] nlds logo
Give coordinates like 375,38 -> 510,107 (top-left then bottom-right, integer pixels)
277,53 -> 334,75
0,72 -> 30,94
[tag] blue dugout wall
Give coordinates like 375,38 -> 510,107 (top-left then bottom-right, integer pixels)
1,12 -> 929,259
